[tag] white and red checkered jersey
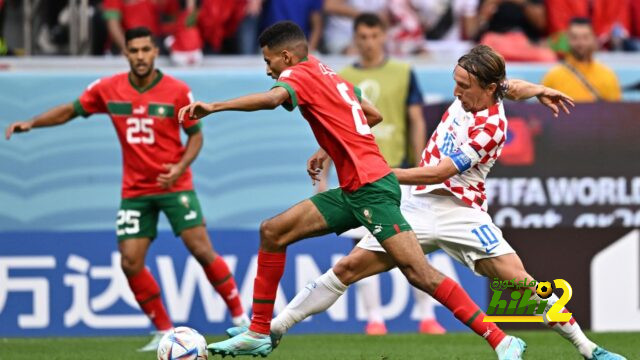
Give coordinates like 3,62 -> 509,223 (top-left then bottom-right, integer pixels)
412,98 -> 507,211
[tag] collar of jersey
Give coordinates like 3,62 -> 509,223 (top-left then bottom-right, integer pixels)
471,101 -> 501,117
128,70 -> 163,94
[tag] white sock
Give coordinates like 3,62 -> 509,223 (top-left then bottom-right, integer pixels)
271,269 -> 347,335
357,274 -> 384,324
412,287 -> 436,321
531,292 -> 596,358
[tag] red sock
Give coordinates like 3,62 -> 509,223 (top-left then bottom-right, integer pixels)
249,250 -> 286,334
433,277 -> 505,349
127,268 -> 173,331
203,256 -> 244,317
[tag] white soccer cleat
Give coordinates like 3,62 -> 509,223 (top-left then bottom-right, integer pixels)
137,329 -> 171,352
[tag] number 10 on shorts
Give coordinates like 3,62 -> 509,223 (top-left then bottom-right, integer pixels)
471,224 -> 499,248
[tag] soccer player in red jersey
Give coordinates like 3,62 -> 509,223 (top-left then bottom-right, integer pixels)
5,27 -> 248,352
180,21 -> 529,358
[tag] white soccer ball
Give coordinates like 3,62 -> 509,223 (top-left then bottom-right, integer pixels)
157,326 -> 208,360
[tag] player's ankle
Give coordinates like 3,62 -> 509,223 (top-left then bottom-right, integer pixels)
573,336 -> 597,358
247,330 -> 269,339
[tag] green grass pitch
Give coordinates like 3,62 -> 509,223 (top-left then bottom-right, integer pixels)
1,331 -> 637,359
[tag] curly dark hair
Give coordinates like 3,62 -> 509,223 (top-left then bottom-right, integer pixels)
258,21 -> 307,50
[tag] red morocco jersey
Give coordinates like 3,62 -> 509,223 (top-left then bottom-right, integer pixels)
74,71 -> 201,198
273,55 -> 390,192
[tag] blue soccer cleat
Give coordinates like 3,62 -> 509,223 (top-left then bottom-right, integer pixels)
208,331 -> 272,357
226,326 -> 283,350
590,347 -> 627,360
495,336 -> 527,360
226,326 -> 248,338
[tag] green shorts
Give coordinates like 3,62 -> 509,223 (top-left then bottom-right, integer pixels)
116,190 -> 205,241
310,173 -> 412,242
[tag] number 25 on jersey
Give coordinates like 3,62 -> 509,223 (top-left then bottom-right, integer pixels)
126,117 -> 154,144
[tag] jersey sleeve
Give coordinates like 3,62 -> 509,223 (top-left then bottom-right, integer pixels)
406,69 -> 423,105
178,87 -> 202,135
450,113 -> 506,173
271,68 -> 309,112
353,85 -> 363,103
73,78 -> 108,117
102,0 -> 123,21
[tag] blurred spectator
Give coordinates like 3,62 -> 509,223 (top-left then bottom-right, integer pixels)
324,0 -> 429,56
546,0 -> 630,51
478,0 -> 546,41
238,0 -> 323,54
236,0 -> 262,54
0,0 -> 6,55
103,0 -> 180,52
412,0 -> 480,42
197,0 -> 245,53
542,18 -> 621,102
165,0 -> 203,65
36,1 -> 69,54
261,0 -> 324,52
631,0 -> 640,50
477,0 -> 555,61
323,0 -> 387,54
386,0 -> 428,55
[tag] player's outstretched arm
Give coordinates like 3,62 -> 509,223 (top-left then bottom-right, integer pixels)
393,158 -> 459,185
5,103 -> 77,140
504,79 -> 575,117
178,87 -> 290,121
361,98 -> 383,127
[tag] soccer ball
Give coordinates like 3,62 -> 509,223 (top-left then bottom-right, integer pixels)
536,281 -> 553,299
157,326 -> 208,360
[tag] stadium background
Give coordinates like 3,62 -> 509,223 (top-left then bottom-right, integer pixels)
1,59 -> 639,337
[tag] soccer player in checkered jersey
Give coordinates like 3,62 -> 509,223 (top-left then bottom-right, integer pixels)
270,45 -> 626,360
5,27 -> 248,352
181,21 -> 528,358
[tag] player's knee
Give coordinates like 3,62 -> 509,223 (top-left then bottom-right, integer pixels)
333,257 -> 357,285
120,253 -> 144,276
259,219 -> 285,250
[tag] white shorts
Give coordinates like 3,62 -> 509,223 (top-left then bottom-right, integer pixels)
357,192 -> 515,275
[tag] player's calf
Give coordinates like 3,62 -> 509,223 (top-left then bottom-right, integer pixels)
380,231 -> 443,294
180,226 -> 216,265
